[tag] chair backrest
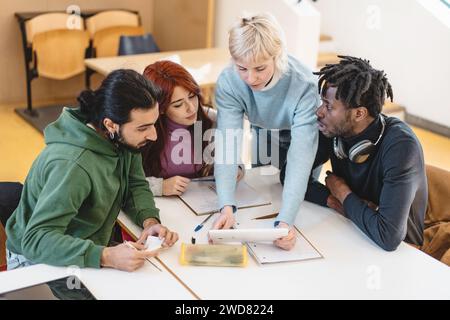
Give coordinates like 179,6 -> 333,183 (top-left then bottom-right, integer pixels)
32,29 -> 90,80
25,13 -> 84,44
86,10 -> 139,36
1,222 -> 6,271
118,33 -> 160,56
0,182 -> 23,271
92,26 -> 144,58
425,165 -> 450,226
0,182 -> 23,227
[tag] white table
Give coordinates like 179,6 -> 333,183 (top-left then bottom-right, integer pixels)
85,47 -> 230,87
119,166 -> 450,300
0,255 -> 195,300
1,167 -> 449,299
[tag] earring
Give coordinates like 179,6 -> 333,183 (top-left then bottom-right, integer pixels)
109,131 -> 114,140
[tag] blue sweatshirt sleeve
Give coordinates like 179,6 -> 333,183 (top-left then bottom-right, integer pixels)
276,84 -> 319,225
343,138 -> 423,251
214,72 -> 244,209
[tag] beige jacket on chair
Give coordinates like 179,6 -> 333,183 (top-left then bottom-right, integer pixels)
421,165 -> 450,266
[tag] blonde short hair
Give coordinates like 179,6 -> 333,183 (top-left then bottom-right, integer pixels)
228,13 -> 288,74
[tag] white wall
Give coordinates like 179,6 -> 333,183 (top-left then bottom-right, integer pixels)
313,0 -> 450,127
214,0 -> 321,70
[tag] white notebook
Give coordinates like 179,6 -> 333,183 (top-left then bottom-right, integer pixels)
178,181 -> 271,216
236,219 -> 323,264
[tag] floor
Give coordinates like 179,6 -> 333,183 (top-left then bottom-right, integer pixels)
1,103 -> 450,183
0,103 -> 46,182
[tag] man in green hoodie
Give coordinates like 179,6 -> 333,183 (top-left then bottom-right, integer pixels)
6,69 -> 178,272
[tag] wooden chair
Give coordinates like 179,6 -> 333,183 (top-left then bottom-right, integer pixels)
22,13 -> 85,115
84,10 -> 142,88
86,10 -> 142,58
85,10 -> 140,37
421,165 -> 450,265
26,13 -> 84,44
92,26 -> 144,58
33,29 -> 90,80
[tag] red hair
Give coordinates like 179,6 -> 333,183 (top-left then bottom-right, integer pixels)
141,61 -> 213,177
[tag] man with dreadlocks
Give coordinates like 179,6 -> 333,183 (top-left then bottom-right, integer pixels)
287,56 -> 427,251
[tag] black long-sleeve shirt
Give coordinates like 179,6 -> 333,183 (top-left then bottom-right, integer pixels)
292,115 -> 427,250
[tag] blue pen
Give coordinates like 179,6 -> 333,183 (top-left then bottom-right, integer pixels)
191,178 -> 215,182
194,212 -> 216,232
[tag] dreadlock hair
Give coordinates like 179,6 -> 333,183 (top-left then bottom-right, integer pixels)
314,55 -> 394,117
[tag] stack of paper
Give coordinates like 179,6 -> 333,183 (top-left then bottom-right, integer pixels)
237,219 -> 323,264
179,181 -> 271,216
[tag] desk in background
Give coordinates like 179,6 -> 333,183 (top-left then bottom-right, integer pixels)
85,48 -> 230,105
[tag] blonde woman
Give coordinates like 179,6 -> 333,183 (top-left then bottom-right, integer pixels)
213,13 -> 320,250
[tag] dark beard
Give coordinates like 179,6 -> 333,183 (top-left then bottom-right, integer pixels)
109,131 -> 142,154
336,110 -> 355,138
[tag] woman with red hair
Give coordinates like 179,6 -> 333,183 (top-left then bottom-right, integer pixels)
141,61 -> 243,196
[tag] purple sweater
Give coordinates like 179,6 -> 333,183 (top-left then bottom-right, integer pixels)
159,117 -> 203,179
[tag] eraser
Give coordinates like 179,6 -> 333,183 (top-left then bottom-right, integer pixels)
145,236 -> 163,252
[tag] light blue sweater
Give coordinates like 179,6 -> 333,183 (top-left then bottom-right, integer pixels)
214,55 -> 319,225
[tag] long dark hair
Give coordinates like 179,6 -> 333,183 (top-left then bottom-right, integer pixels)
141,61 -> 213,177
77,69 -> 161,130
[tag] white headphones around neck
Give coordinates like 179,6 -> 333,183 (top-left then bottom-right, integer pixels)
333,114 -> 386,164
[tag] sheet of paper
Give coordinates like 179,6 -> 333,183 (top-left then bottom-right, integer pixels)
186,63 -> 211,83
179,181 -> 271,215
237,219 -> 323,264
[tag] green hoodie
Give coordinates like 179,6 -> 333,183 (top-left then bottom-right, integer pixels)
6,107 -> 160,268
